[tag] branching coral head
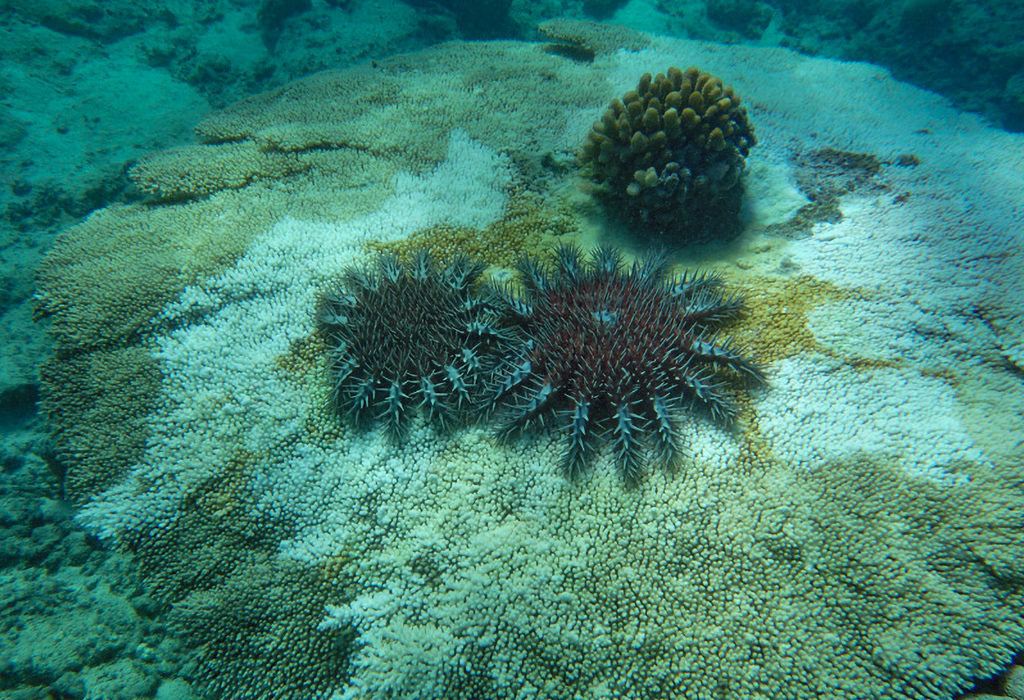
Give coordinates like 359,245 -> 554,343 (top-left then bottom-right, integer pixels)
580,66 -> 757,244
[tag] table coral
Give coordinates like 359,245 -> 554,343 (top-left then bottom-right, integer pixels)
36,25 -> 1024,700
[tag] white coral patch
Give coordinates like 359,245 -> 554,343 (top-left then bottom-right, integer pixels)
740,152 -> 808,228
374,129 -> 512,239
77,215 -> 354,539
77,130 -> 511,539
757,356 -> 986,485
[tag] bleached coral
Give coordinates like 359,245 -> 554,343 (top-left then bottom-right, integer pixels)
39,28 -> 1024,700
757,356 -> 985,485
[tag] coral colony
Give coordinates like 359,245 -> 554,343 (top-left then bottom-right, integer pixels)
579,66 -> 756,243
38,40 -> 1024,700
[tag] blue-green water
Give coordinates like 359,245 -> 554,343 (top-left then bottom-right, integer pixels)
2,1 -> 1023,699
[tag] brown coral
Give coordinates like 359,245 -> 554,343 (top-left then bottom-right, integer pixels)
580,66 -> 756,243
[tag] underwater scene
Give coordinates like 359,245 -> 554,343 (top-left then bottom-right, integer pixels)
2,1 -> 1024,699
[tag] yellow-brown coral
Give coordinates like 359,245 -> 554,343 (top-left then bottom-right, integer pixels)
580,66 -> 756,243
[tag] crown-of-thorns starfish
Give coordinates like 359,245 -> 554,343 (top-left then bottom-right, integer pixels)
487,244 -> 766,484
320,249 -> 508,440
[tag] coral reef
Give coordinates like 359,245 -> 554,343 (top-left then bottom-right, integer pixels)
257,0 -> 313,50
537,18 -> 649,56
320,249 -> 507,439
487,244 -> 765,483
580,66 -> 756,243
34,31 -> 1024,700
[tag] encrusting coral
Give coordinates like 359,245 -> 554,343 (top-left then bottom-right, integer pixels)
319,249 -> 508,439
487,244 -> 765,483
580,66 -> 756,243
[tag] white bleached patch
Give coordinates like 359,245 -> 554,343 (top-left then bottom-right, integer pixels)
757,355 -> 985,485
77,130 -> 511,540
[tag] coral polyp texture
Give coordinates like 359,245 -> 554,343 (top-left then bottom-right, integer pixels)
489,244 -> 764,483
580,66 -> 756,243
34,26 -> 1024,700
320,249 -> 505,438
